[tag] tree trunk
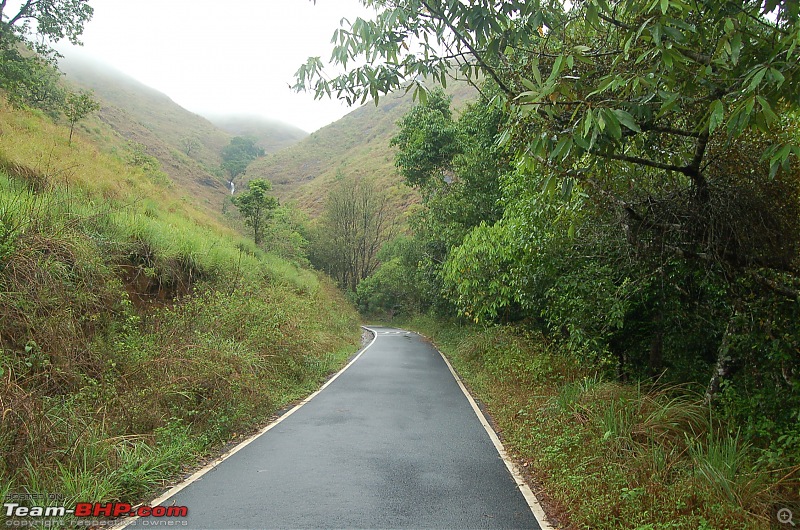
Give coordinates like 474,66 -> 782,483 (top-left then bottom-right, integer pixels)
705,313 -> 738,403
649,309 -> 664,377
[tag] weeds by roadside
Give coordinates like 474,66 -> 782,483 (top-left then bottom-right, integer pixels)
403,316 -> 798,529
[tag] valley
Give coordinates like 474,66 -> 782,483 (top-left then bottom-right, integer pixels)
2,1 -> 799,529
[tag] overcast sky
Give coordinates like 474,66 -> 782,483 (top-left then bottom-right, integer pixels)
55,0 -> 374,132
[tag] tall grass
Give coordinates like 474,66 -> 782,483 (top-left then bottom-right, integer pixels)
403,316 -> 797,529
0,100 -> 361,508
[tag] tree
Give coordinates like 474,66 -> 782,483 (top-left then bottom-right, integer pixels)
297,0 -> 800,451
0,0 -> 94,56
221,136 -> 264,179
309,175 -> 397,292
180,136 -> 201,157
294,0 -> 800,220
1,0 -> 93,114
296,2 -> 800,346
63,89 -> 99,145
232,179 -> 278,245
0,46 -> 64,115
390,88 -> 461,188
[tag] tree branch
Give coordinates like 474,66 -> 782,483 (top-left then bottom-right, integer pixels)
686,131 -> 710,193
640,123 -> 702,138
750,271 -> 800,300
8,0 -> 33,26
418,0 -> 514,98
597,12 -> 634,31
591,149 -> 692,175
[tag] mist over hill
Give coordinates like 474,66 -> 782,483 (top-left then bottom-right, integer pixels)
57,53 -> 232,210
55,52 -> 309,215
206,114 -> 308,154
55,51 -> 479,222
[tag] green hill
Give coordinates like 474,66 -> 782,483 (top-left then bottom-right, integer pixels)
0,63 -> 360,509
243,82 -> 477,215
57,53 -> 234,214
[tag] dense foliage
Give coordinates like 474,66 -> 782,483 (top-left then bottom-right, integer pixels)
300,0 -> 800,481
221,136 -> 264,178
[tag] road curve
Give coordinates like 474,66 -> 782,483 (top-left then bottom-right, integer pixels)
130,326 -> 543,529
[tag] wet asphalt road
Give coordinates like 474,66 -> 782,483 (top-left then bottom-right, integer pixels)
135,327 -> 540,529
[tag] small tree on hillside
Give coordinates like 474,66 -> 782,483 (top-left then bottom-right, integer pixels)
63,90 -> 99,145
232,178 -> 278,245
180,136 -> 201,156
221,136 -> 264,179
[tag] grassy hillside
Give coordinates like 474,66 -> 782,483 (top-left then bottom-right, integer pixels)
57,54 -> 235,216
207,114 -> 308,154
0,97 -> 361,512
244,82 -> 477,216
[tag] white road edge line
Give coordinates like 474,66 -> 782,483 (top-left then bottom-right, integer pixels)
112,327 -> 378,530
420,329 -> 555,530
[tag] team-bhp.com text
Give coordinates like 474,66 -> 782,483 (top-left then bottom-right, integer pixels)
4,502 -> 188,518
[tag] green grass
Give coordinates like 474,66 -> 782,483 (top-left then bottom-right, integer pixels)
0,98 -> 362,514
400,315 -> 796,529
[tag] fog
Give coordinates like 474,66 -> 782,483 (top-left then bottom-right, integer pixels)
55,0 -> 375,132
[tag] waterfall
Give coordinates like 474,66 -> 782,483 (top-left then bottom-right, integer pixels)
229,180 -> 235,195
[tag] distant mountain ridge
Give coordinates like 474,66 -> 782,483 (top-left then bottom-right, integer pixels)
56,51 -> 479,222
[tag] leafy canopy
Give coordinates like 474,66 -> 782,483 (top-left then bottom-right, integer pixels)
0,0 -> 94,57
232,178 -> 278,245
294,0 -> 800,176
0,1 -> 94,116
221,136 -> 264,178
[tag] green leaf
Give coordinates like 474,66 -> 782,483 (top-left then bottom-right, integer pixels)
531,59 -> 542,86
657,92 -> 680,118
612,109 -> 641,132
583,110 -> 594,137
586,3 -> 600,27
724,17 -> 735,34
730,33 -> 742,64
547,55 -> 564,84
561,178 -> 574,199
497,128 -> 511,148
708,100 -> 724,134
521,78 -> 537,91
768,67 -> 786,87
757,96 -> 778,127
542,175 -> 557,195
418,86 -> 428,105
550,136 -> 572,161
601,109 -> 622,139
660,0 -> 669,15
747,66 -> 768,91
